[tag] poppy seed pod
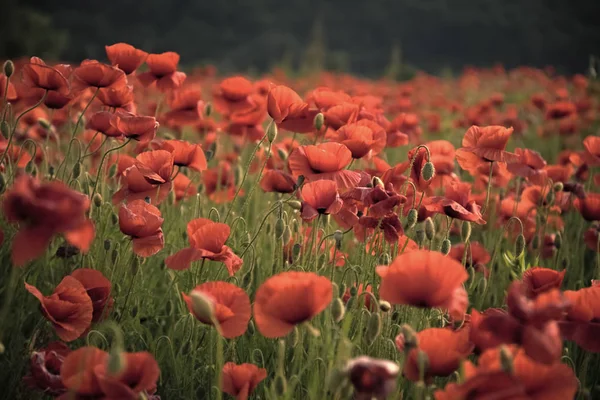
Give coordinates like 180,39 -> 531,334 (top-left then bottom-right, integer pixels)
267,122 -> 278,143
3,60 -> 14,78
515,234 -> 526,257
314,112 -> 324,131
190,291 -> 215,325
461,221 -> 472,242
379,300 -> 391,312
288,200 -> 302,210
440,239 -> 451,255
334,230 -> 343,250
93,193 -> 103,207
406,208 -> 418,230
331,298 -> 345,322
553,182 -> 564,192
421,162 -> 435,182
1,121 -> 9,139
366,312 -> 382,344
203,102 -> 212,117
292,243 -> 302,261
424,218 -> 435,240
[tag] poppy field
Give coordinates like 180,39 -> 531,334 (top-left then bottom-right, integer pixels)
0,43 -> 599,400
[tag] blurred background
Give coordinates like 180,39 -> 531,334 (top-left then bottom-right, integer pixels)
3,0 -> 600,77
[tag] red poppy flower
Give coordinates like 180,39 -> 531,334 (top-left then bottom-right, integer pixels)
448,241 -> 491,277
359,214 -> 404,244
159,140 -> 207,172
60,346 -> 107,397
387,113 -> 420,145
94,351 -> 160,400
254,271 -> 333,338
212,76 -> 254,114
105,42 -> 148,75
574,193 -> 600,221
522,267 -> 565,298
260,169 -> 296,194
560,285 -> 600,352
376,250 -> 469,320
310,87 -> 352,110
113,112 -> 159,146
456,125 -> 518,171
183,281 -> 251,338
163,88 -> 204,126
288,142 -> 362,189
584,225 -> 600,252
202,161 -> 238,203
545,101 -> 576,120
173,173 -> 195,202
300,180 -> 343,222
137,52 -> 187,92
3,175 -> 95,266
21,57 -> 70,96
423,195 -> 485,225
70,269 -> 113,322
267,85 -> 308,124
113,150 -> 174,205
166,218 -> 242,275
86,111 -> 123,137
323,102 -> 359,130
330,120 -> 386,159
582,135 -> 600,167
25,276 -> 93,342
72,60 -> 127,92
23,342 -> 70,396
221,362 -> 267,400
119,200 -> 164,257
403,327 -> 473,382
97,85 -> 135,112
507,148 -> 548,185
343,183 -> 406,218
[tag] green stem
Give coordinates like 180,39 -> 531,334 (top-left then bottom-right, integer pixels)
481,161 -> 494,215
90,139 -> 132,200
0,267 -> 18,342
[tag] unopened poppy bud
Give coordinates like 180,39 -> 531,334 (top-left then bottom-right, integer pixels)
288,200 -> 302,210
267,122 -> 278,143
424,217 -> 435,240
107,347 -> 127,376
190,291 -> 215,324
400,324 -> 418,351
531,234 -> 540,250
282,226 -> 292,244
331,298 -> 345,322
275,218 -> 285,239
372,176 -> 384,188
241,270 -> 252,289
553,182 -> 563,192
277,147 -> 288,161
461,221 -> 471,242
71,162 -> 81,179
295,175 -> 305,189
3,60 -> 14,78
107,163 -> 117,179
417,350 -> 429,382
349,286 -> 358,297
104,239 -> 111,251
245,320 -> 255,336
314,112 -> 324,131
205,141 -> 217,162
111,248 -> 119,264
515,234 -> 526,257
406,208 -> 418,230
545,190 -> 555,206
38,118 -> 52,130
203,102 -> 212,117
338,283 -> 346,297
379,300 -> 391,312
441,239 -> 451,255
274,374 -> 287,396
334,230 -> 343,250
379,253 -> 391,265
366,312 -> 382,344
415,229 -> 426,247
421,162 -> 435,182
499,346 -> 513,374
93,193 -> 103,207
292,243 -> 302,261
25,161 -> 35,174
1,121 -> 9,139
0,174 -> 5,194
554,232 -> 562,249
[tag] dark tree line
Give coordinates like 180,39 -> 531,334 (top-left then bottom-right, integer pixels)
3,0 -> 600,76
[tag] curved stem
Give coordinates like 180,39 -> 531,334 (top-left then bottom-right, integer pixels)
90,139 -> 132,200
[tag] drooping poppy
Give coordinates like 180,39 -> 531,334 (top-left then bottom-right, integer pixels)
253,271 -> 333,338
376,250 -> 469,320
403,327 -> 473,382
456,125 -> 518,172
70,269 -> 113,323
119,200 -> 165,257
24,276 -> 93,342
3,175 -> 95,266
166,218 -> 242,276
521,267 -> 566,298
183,281 -> 251,338
105,42 -> 148,75
72,60 -> 127,93
260,169 -> 296,194
300,180 -> 343,222
221,362 -> 267,400
23,342 -> 70,396
137,52 -> 187,92
288,142 -> 362,189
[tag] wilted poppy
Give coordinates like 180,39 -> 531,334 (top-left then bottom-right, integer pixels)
183,281 -> 250,338
288,142 -> 362,189
3,175 -> 95,266
221,362 -> 267,400
70,269 -> 113,322
260,169 -> 296,194
376,250 -> 469,320
254,271 -> 333,338
456,125 -> 518,172
137,52 -> 187,92
119,200 -> 164,257
105,42 -> 148,75
166,218 -> 242,276
300,180 -> 343,222
23,342 -> 70,396
72,60 -> 127,93
25,276 -> 93,342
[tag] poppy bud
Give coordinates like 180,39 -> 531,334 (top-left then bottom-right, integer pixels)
104,239 -> 111,251
545,190 -> 555,206
314,112 -> 324,131
424,217 -> 435,241
421,162 -> 435,182
379,253 -> 391,265
406,208 -> 418,230
282,226 -> 292,244
0,174 -> 5,194
107,346 -> 127,377
441,239 -> 451,255
461,221 -> 471,243
531,234 -> 540,250
292,243 -> 302,261
38,118 -> 52,130
111,247 -> 119,264
366,312 -> 382,344
274,374 -> 287,396
275,218 -> 285,239
372,176 -> 385,188
203,102 -> 212,117
288,200 -> 302,210
277,147 -> 288,161
190,290 -> 216,324
499,346 -> 513,374
400,324 -> 418,351
379,300 -> 391,312
515,234 -> 526,257
0,121 -> 9,139
415,229 -> 426,247
349,286 -> 358,296
70,162 -> 81,180
334,230 -> 343,250
295,175 -> 305,189
25,161 -> 35,174
267,122 -> 278,143
241,270 -> 252,289
3,60 -> 14,78
553,182 -> 563,192
554,232 -> 562,249
338,283 -> 346,297
245,320 -> 255,336
331,298 -> 345,322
